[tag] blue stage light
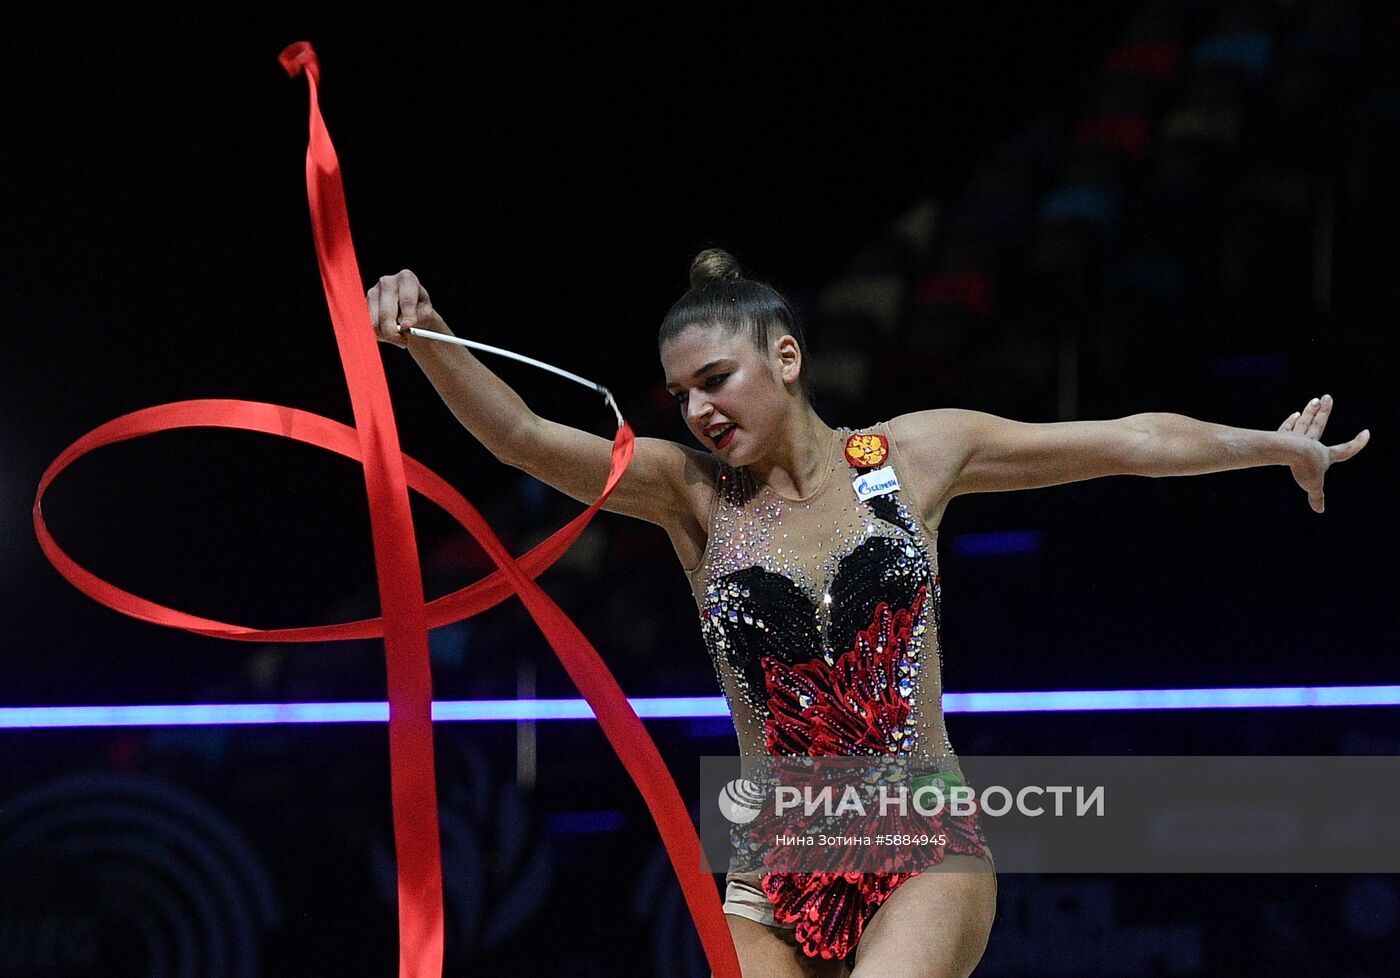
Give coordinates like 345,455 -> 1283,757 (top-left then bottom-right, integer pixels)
0,686 -> 1396,729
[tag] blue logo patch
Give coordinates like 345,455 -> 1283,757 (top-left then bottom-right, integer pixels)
852,465 -> 901,501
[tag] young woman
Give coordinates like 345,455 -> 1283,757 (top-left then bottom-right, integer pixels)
367,249 -> 1368,978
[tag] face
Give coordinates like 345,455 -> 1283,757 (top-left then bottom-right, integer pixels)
661,322 -> 801,463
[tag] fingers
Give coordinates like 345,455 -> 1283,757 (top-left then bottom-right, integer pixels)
1281,395 -> 1334,439
1309,425 -> 1369,514
367,270 -> 428,346
1290,396 -> 1323,438
367,281 -> 394,346
1328,428 -> 1371,463
396,270 -> 422,329
378,277 -> 401,339
1303,394 -> 1332,439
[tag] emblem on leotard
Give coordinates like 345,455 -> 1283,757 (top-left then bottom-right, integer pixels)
852,465 -> 901,501
844,433 -> 888,469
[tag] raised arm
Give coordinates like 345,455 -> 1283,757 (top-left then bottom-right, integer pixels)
369,270 -> 715,557
890,398 -> 1369,516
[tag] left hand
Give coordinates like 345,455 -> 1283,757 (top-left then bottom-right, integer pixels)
1281,394 -> 1370,513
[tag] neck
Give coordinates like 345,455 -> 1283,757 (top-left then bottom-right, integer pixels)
748,406 -> 836,499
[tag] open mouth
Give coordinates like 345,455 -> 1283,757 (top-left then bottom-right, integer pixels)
710,424 -> 737,449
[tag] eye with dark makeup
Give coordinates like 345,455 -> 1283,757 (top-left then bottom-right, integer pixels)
673,372 -> 730,406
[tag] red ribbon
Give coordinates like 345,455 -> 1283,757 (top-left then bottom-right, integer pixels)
31,41 -> 739,978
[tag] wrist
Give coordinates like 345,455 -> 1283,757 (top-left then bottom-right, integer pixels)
1265,429 -> 1315,467
1218,427 -> 1307,467
403,318 -> 455,356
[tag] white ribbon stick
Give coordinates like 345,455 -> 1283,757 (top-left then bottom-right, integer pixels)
403,327 -> 623,429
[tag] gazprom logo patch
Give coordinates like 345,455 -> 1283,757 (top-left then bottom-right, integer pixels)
852,465 -> 901,501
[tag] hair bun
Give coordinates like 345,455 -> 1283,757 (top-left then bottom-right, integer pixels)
689,247 -> 743,289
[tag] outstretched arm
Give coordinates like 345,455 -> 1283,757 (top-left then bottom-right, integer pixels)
369,270 -> 714,541
891,395 -> 1370,515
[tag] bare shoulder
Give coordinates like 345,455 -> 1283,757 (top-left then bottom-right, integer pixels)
887,410 -> 979,524
890,408 -> 963,440
888,409 -> 982,465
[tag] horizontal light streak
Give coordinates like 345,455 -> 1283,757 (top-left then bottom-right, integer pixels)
0,686 -> 1396,729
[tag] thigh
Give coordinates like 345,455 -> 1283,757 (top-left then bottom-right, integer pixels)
849,855 -> 997,978
720,913 -> 851,978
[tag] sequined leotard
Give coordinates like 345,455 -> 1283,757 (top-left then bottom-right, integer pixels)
684,422 -> 992,961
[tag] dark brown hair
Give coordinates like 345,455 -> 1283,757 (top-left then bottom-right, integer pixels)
658,248 -> 814,404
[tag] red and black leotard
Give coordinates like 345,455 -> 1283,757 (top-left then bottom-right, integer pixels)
683,422 -> 993,961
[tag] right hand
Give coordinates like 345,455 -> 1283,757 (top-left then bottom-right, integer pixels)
367,269 -> 450,348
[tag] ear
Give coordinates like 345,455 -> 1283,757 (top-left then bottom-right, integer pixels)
773,334 -> 802,387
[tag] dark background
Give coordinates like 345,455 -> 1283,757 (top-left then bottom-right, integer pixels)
2,3 -> 1397,976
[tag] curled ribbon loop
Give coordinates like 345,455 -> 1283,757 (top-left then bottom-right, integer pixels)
31,40 -> 739,978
